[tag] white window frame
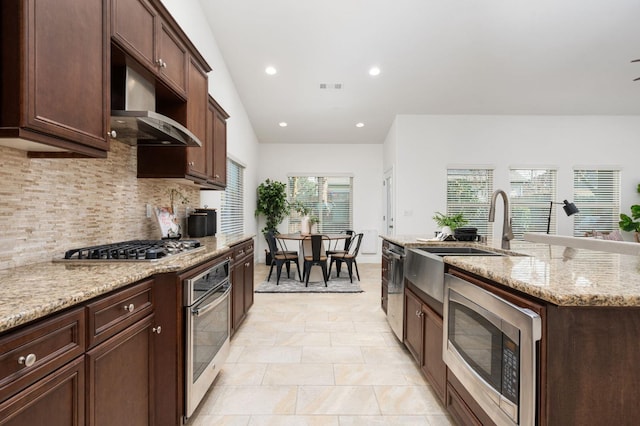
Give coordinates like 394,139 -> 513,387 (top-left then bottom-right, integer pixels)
446,168 -> 494,242
509,168 -> 557,238
572,167 -> 621,236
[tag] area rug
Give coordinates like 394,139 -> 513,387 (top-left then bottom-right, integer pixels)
255,272 -> 363,293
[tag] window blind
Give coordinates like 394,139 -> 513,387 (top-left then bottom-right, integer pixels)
573,169 -> 621,236
287,176 -> 353,234
446,169 -> 494,242
509,168 -> 557,238
220,159 -> 244,236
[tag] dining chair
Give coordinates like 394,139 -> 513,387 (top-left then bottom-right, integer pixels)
328,232 -> 363,283
302,234 -> 329,286
326,229 -> 355,275
265,231 -> 302,284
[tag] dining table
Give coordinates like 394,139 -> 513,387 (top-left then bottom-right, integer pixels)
275,233 -> 350,282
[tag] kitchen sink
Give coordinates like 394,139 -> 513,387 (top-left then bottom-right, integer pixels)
406,246 -> 504,306
416,246 -> 504,256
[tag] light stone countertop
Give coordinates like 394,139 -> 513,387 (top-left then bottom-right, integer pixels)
0,234 -> 254,334
381,234 -> 640,307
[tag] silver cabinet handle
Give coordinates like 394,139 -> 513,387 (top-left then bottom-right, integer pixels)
18,353 -> 37,367
156,59 -> 167,68
245,262 -> 250,267
108,130 -> 117,138
153,326 -> 162,334
214,174 -> 220,179
123,303 -> 135,312
188,161 -> 195,166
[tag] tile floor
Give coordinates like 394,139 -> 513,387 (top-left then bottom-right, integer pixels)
188,262 -> 453,425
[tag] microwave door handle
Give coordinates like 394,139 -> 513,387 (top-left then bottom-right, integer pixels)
192,284 -> 231,317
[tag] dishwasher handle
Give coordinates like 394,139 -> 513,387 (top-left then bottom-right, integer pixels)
383,248 -> 405,261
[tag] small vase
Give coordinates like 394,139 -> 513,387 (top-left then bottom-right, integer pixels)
300,216 -> 311,234
441,226 -> 453,236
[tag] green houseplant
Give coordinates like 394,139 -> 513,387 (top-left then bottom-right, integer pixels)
432,212 -> 468,231
255,179 -> 291,234
619,183 -> 640,234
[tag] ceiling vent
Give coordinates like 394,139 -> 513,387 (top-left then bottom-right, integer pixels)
319,83 -> 343,90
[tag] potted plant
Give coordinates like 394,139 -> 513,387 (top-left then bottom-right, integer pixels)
255,179 -> 291,234
308,216 -> 320,234
618,183 -> 640,241
432,211 -> 468,235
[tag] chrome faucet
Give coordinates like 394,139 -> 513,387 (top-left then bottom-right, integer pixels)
488,189 -> 514,250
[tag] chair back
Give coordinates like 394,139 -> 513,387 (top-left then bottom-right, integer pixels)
342,230 -> 355,251
303,234 -> 327,261
265,231 -> 278,256
347,233 -> 364,257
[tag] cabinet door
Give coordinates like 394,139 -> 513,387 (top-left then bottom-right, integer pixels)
186,58 -> 208,179
0,356 -> 84,426
211,101 -> 228,188
86,315 -> 155,426
404,289 -> 423,363
111,0 -> 157,70
423,306 -> 446,402
157,20 -> 188,96
25,0 -> 109,152
243,253 -> 255,313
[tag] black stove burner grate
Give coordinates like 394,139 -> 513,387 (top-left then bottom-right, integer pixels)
64,239 -> 201,261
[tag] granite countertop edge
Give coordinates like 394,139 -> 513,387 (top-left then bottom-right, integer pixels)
0,234 -> 254,334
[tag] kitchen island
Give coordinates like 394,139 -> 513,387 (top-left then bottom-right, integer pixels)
381,234 -> 640,425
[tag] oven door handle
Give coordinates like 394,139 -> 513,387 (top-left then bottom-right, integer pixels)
191,283 -> 231,317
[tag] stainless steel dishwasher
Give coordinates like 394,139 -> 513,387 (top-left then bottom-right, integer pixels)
384,242 -> 405,340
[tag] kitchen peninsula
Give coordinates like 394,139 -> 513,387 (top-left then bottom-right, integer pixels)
381,234 -> 640,425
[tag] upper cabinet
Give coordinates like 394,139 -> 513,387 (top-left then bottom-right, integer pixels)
0,0 -> 110,158
208,96 -> 229,189
111,0 -> 188,97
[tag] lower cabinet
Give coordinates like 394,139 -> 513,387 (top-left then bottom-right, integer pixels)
230,239 -> 255,336
403,286 -> 446,402
86,314 -> 155,426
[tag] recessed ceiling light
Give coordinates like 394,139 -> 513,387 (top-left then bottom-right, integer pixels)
279,122 -> 288,127
368,66 -> 381,76
265,66 -> 277,75
356,122 -> 365,128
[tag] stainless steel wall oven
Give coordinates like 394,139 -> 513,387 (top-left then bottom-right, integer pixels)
443,273 -> 541,426
184,258 -> 231,420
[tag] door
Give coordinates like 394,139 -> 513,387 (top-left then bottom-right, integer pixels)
383,169 -> 394,235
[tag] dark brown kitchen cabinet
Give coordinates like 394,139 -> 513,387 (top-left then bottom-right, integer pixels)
85,278 -> 156,426
0,356 -> 85,426
0,0 -> 110,158
0,307 -> 85,425
111,0 -> 188,97
185,59 -> 209,180
230,239 -> 255,336
404,286 -> 446,402
86,314 -> 155,426
206,96 -> 230,189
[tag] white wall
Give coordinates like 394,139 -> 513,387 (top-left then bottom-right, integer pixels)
390,115 -> 640,242
160,0 -> 259,236
257,144 -> 384,263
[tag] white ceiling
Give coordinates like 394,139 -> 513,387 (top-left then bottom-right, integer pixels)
200,0 -> 640,145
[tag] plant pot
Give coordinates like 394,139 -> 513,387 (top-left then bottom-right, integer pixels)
300,216 -> 311,234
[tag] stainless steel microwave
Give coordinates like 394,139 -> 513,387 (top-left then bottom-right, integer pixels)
443,273 -> 542,426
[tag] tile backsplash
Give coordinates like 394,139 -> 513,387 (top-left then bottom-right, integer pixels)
0,141 -> 200,270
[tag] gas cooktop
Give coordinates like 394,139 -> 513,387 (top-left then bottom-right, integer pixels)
62,239 -> 203,262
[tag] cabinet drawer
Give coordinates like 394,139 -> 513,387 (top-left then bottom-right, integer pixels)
0,307 -> 85,402
233,241 -> 254,263
86,279 -> 153,349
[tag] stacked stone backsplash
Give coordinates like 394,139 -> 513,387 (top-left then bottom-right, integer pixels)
0,141 -> 200,270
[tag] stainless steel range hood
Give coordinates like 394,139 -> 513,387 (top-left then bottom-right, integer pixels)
110,66 -> 202,147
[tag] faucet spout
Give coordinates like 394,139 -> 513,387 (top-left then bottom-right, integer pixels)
488,189 -> 514,250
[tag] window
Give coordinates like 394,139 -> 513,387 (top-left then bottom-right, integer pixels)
220,159 -> 244,235
573,168 -> 621,236
509,168 -> 557,238
446,168 -> 494,241
287,175 -> 353,234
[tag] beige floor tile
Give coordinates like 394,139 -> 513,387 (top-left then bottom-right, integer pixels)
189,414 -> 250,426
337,415 -> 431,425
360,345 -> 415,365
305,320 -> 356,333
262,363 -> 335,385
334,363 -> 420,386
296,385 -> 381,415
301,346 -> 364,364
247,415 -> 339,426
330,332 -> 388,347
204,385 -> 297,415
374,385 -> 445,415
236,346 -> 302,363
216,363 -> 267,385
275,331 -> 331,346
